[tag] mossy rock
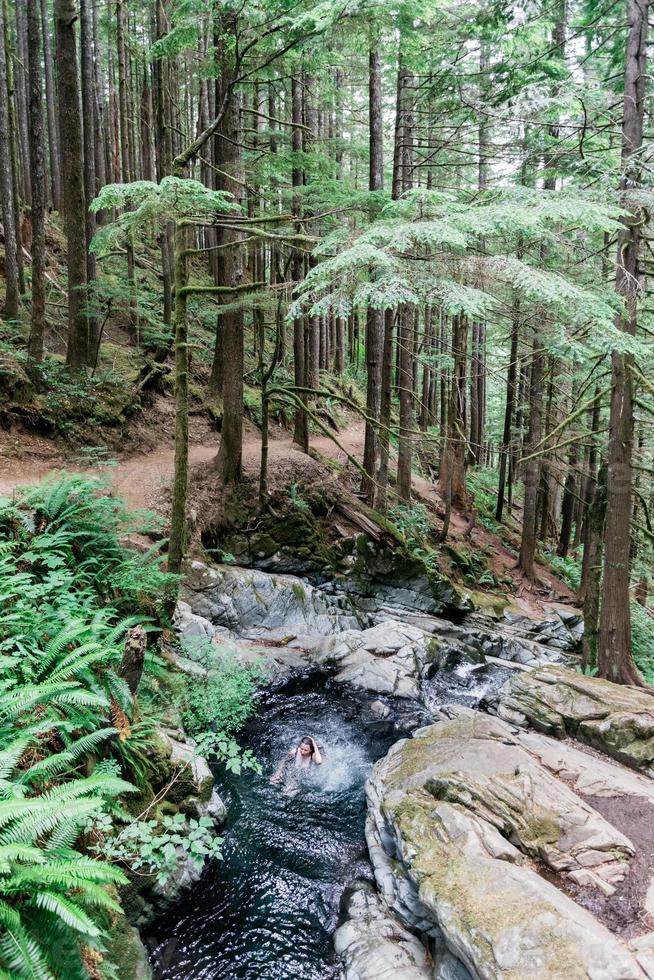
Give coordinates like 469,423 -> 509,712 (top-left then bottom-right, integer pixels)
144,734 -> 175,788
467,590 -> 513,619
0,355 -> 36,406
103,919 -> 152,980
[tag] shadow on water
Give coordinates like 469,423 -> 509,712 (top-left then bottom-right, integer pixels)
146,677 -> 408,980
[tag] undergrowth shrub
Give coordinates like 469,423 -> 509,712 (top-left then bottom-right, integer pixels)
0,476 -> 187,977
388,502 -> 431,550
38,358 -> 132,435
631,602 -> 654,684
177,640 -> 263,775
539,546 -> 581,591
467,468 -> 502,535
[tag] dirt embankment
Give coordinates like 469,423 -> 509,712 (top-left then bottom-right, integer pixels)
0,418 -> 577,619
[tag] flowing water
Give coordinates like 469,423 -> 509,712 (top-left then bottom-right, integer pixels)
148,657 -> 507,979
147,678 -> 409,980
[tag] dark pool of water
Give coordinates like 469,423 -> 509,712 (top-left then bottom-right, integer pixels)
146,679 -> 405,980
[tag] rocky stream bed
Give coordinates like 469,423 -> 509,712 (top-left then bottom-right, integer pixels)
141,555 -> 654,979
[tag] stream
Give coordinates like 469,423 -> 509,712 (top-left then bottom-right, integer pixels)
147,678 -> 407,979
147,620 -> 511,978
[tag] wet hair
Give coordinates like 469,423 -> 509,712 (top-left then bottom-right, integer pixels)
300,737 -> 314,754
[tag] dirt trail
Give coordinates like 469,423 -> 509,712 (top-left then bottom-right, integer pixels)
0,423 -> 365,512
0,438 -> 218,513
0,422 -> 576,617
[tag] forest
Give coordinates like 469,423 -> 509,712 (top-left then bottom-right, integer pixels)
0,0 -> 654,976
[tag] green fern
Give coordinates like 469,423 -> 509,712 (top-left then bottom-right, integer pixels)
0,480 -> 174,977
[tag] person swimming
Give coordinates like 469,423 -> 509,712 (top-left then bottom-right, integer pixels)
270,736 -> 322,785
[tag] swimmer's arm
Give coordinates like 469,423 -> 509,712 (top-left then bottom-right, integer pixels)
270,749 -> 294,783
310,738 -> 322,764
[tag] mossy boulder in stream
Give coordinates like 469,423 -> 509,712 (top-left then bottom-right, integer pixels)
104,921 -> 152,980
365,707 -> 645,978
116,728 -> 225,929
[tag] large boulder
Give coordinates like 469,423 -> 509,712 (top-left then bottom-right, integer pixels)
148,730 -> 226,908
311,622 -> 438,699
183,560 -> 362,637
344,538 -> 471,618
366,708 -> 646,979
498,665 -> 654,776
334,882 -> 435,980
173,599 -> 310,688
372,709 -> 634,894
104,922 -> 153,980
179,571 -> 443,699
393,610 -> 578,671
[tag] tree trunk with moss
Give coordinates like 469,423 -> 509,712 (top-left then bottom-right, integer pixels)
213,19 -> 245,484
0,0 -> 19,319
582,463 -> 607,671
439,313 -> 468,506
518,334 -> 544,580
397,305 -> 414,501
597,0 -> 649,685
361,42 -> 384,504
55,0 -> 89,370
26,0 -> 46,366
168,223 -> 189,575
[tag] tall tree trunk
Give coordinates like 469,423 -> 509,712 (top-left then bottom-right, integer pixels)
304,75 -> 320,396
375,309 -> 395,511
14,0 -> 31,205
55,0 -> 89,370
518,334 -> 544,580
393,41 -> 414,500
597,0 -> 649,685
41,0 -> 62,210
392,49 -> 410,198
583,464 -> 607,671
4,0 -> 25,296
91,0 -> 105,198
214,33 -> 245,484
397,305 -> 414,501
153,0 -> 172,330
80,0 -> 98,351
361,42 -> 384,504
0,0 -> 19,318
116,0 -> 131,182
579,389 -> 602,601
469,320 -> 480,464
439,313 -> 468,505
557,441 -> 578,557
168,222 -> 189,575
291,74 -> 308,451
116,0 -> 136,323
496,301 -> 519,522
26,0 -> 46,366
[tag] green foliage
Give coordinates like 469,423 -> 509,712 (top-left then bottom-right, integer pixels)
288,483 -> 311,513
0,474 -> 177,619
539,547 -> 581,591
90,177 -> 242,255
631,603 -> 654,684
293,186 -> 623,337
388,502 -> 431,551
0,492 -> 138,976
89,811 -> 223,887
177,641 -> 264,775
467,469 -> 503,537
0,477 -> 218,977
35,358 -> 132,436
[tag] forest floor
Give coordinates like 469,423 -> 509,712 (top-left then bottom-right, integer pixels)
0,414 -> 577,621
